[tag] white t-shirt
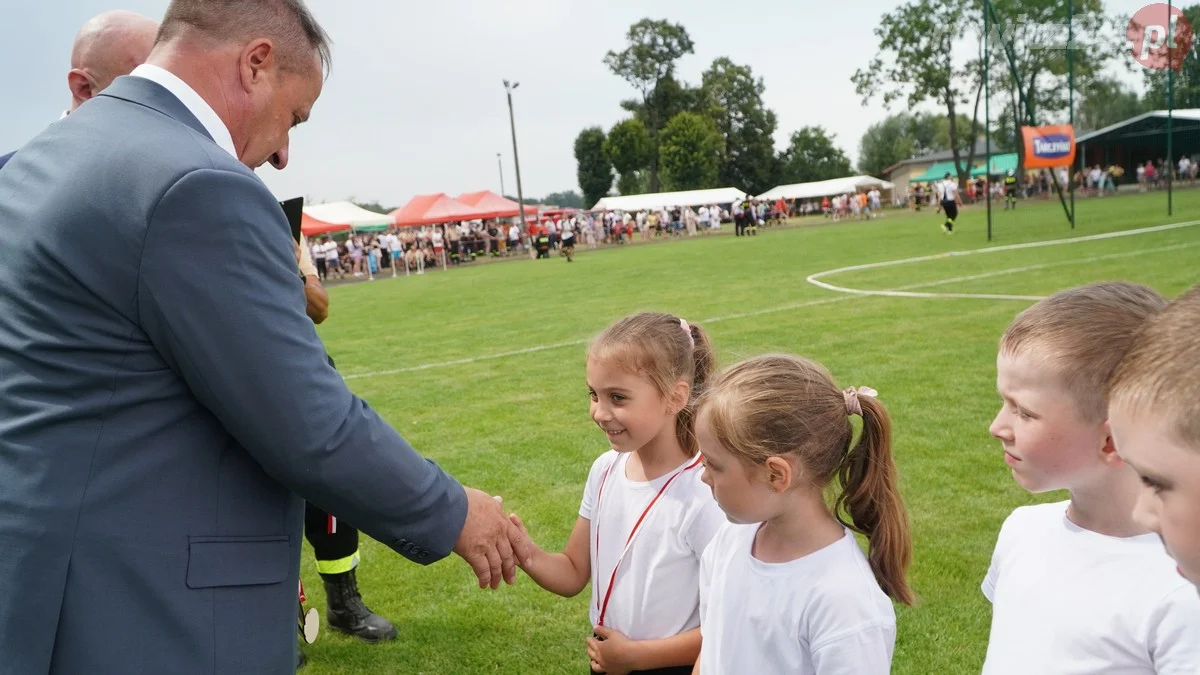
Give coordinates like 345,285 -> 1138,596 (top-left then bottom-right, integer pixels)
939,180 -> 959,202
508,226 -> 520,241
699,524 -> 896,675
982,501 -> 1200,674
579,451 -> 726,640
322,241 -> 339,262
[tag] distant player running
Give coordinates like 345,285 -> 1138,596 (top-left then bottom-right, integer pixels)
936,172 -> 961,234
1004,170 -> 1018,210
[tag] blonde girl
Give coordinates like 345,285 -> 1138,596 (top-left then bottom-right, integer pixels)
694,354 -> 914,674
512,312 -> 726,675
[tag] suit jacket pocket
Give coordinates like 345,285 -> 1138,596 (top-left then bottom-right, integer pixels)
186,535 -> 290,589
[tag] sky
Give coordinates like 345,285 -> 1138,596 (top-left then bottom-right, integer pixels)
0,0 -> 1161,207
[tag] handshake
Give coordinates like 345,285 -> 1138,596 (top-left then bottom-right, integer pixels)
451,487 -> 534,589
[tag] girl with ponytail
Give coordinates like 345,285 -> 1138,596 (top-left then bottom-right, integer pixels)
693,354 -> 913,675
510,312 -> 726,674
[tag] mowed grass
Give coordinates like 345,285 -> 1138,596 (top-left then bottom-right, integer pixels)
302,191 -> 1200,674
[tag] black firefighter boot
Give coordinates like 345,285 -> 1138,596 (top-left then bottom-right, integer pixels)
321,570 -> 398,643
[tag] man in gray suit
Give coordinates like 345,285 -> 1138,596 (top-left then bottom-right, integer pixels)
0,10 -> 158,170
0,1 -> 530,673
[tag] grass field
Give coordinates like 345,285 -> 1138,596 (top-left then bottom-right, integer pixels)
302,190 -> 1200,674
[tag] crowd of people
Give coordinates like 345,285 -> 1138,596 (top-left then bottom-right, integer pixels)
306,197 -> 807,280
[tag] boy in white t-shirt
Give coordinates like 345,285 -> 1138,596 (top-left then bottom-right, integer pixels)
1109,284 -> 1200,596
984,282 -> 1200,674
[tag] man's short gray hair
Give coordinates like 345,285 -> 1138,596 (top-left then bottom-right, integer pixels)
157,0 -> 331,75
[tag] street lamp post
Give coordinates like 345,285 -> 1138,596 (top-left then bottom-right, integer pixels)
503,79 -> 527,231
496,153 -> 505,196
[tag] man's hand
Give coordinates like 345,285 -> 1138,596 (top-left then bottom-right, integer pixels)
293,240 -> 303,265
587,626 -> 636,675
452,487 -> 532,589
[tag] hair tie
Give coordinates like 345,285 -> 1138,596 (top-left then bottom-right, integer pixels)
679,319 -> 695,348
843,386 -> 878,417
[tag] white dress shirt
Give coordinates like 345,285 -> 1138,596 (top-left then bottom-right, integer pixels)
130,64 -> 237,160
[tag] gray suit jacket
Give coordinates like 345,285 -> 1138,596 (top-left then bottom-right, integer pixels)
0,76 -> 467,674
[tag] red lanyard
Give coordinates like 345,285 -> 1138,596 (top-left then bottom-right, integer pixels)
593,453 -> 704,627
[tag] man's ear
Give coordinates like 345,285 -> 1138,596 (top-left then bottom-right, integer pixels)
763,456 -> 794,493
241,39 -> 276,88
67,69 -> 95,107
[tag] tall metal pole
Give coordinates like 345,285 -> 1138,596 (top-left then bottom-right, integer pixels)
1068,0 -> 1075,228
504,81 -> 527,231
497,153 -> 506,196
985,0 -> 993,242
1168,0 -> 1175,216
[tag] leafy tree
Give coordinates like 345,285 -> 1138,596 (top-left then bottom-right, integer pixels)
574,127 -> 613,209
658,112 -> 722,191
351,200 -> 398,215
699,57 -> 780,194
857,113 -> 917,177
852,0 -> 984,187
542,191 -> 585,208
1078,77 -> 1149,132
605,19 -> 695,191
604,118 -> 653,195
987,0 -> 1113,123
615,171 -> 648,197
778,127 -> 853,184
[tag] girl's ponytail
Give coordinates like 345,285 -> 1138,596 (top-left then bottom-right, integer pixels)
675,320 -> 715,456
834,393 -> 915,606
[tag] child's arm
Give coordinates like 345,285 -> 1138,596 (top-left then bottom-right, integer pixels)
588,626 -> 701,673
509,514 -> 590,597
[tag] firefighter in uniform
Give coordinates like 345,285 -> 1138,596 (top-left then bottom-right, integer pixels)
1004,170 -> 1019,210
296,237 -> 398,653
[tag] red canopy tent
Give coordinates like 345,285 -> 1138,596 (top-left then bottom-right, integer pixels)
457,191 -> 540,221
389,193 -> 492,227
301,212 -> 351,237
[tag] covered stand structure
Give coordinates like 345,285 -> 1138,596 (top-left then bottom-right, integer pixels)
302,201 -> 393,233
1076,110 -> 1200,176
300,213 -> 350,238
389,193 -> 491,228
756,176 -> 894,201
589,187 -> 746,212
457,191 -> 540,222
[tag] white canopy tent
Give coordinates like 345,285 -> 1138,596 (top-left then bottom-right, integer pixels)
302,201 -> 393,230
756,176 -> 895,201
590,187 -> 747,212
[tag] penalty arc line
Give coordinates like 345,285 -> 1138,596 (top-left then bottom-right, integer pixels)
342,225 -> 1200,381
806,219 -> 1200,300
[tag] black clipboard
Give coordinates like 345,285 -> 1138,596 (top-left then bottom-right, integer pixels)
279,197 -> 304,243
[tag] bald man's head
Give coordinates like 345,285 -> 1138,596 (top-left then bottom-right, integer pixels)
67,10 -> 159,111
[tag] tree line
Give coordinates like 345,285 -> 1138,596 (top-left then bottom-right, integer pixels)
572,5 -> 1200,207
573,19 -> 853,208
853,0 -> 1200,187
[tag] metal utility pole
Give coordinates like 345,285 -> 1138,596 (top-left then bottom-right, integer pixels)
503,80 -> 527,230
497,153 -> 506,196
1168,0 -> 1175,216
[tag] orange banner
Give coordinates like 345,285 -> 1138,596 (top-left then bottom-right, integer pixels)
1021,124 -> 1076,168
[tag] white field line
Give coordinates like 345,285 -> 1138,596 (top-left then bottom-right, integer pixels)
343,224 -> 1200,381
806,220 -> 1200,300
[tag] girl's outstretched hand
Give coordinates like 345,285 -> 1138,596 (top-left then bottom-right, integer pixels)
508,514 -> 535,569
